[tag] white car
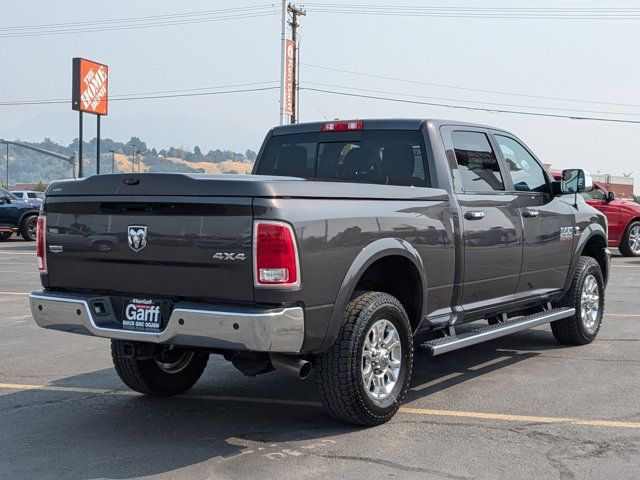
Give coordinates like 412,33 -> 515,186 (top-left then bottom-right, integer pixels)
11,190 -> 44,206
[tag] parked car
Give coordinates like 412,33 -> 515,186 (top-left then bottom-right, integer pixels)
0,187 -> 40,240
551,172 -> 640,256
30,119 -> 609,425
11,190 -> 44,207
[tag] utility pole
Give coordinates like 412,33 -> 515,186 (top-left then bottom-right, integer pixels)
287,3 -> 306,124
279,0 -> 287,125
109,149 -> 116,173
5,142 -> 8,188
131,144 -> 136,173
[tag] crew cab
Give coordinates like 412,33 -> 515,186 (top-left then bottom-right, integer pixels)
30,119 -> 609,425
551,172 -> 640,256
0,187 -> 39,241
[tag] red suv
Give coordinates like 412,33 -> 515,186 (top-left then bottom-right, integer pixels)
582,182 -> 640,256
552,172 -> 640,256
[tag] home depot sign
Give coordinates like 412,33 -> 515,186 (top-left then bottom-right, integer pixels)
72,58 -> 108,115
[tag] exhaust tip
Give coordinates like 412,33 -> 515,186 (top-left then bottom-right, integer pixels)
270,354 -> 313,379
299,361 -> 312,379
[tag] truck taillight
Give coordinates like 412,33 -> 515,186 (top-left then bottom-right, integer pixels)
36,216 -> 46,273
321,120 -> 362,131
254,221 -> 300,287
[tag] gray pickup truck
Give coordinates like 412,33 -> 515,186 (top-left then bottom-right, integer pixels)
30,119 -> 609,425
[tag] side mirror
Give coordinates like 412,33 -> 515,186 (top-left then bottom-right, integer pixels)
606,191 -> 615,202
561,168 -> 594,194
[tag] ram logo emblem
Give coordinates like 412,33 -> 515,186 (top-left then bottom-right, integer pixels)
128,226 -> 148,252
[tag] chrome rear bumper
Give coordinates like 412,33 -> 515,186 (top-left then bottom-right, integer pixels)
30,291 -> 304,353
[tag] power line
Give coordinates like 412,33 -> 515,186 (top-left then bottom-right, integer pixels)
303,4 -> 640,20
0,81 -> 280,105
303,81 -> 640,117
0,85 -> 280,106
0,9 -> 277,38
303,3 -> 640,12
302,63 -> 640,109
0,5 -> 274,31
302,87 -> 640,125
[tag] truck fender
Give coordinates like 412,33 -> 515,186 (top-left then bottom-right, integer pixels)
562,224 -> 608,295
318,238 -> 427,352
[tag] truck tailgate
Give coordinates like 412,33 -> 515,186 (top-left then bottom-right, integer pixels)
44,196 -> 254,302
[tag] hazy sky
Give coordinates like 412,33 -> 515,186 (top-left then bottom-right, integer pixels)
2,1 -> 640,190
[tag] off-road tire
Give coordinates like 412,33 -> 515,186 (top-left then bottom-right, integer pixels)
314,291 -> 414,426
19,214 -> 37,241
111,340 -> 208,396
619,221 -> 640,257
551,256 -> 604,345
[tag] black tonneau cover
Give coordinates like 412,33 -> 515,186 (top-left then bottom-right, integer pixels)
45,174 -> 448,201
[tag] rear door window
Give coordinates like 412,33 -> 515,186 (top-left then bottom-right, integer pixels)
451,131 -> 505,192
256,130 -> 428,187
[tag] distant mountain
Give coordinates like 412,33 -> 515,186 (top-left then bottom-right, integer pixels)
3,112 -> 263,153
1,137 -> 256,186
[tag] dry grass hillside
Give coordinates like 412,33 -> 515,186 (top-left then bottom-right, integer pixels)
111,153 -> 253,175
170,158 -> 253,174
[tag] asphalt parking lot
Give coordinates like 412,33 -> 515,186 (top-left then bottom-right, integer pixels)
1,237 -> 639,479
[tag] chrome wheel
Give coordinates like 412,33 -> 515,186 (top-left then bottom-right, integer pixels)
155,350 -> 195,374
628,225 -> 640,254
361,319 -> 402,402
580,274 -> 600,334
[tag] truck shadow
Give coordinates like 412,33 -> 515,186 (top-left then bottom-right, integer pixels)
0,329 -> 563,479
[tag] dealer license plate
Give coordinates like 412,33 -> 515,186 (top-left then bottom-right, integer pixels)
122,298 -> 164,332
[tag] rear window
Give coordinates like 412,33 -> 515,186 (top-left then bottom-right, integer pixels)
451,131 -> 504,192
256,130 -> 428,187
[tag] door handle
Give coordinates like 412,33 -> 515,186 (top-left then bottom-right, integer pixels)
522,209 -> 539,218
464,211 -> 484,220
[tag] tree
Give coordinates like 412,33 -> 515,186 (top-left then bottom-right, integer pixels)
245,149 -> 257,161
194,146 -> 202,156
125,137 -> 147,153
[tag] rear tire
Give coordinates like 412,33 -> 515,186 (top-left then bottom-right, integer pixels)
619,221 -> 640,257
551,256 -> 604,345
111,340 -> 208,396
314,291 -> 414,426
20,215 -> 37,241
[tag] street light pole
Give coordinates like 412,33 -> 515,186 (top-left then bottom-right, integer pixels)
131,144 -> 136,173
0,139 -> 75,181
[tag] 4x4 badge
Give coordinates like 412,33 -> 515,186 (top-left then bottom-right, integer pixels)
128,226 -> 148,252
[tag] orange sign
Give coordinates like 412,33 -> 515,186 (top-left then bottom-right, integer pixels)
72,58 -> 108,115
283,40 -> 295,116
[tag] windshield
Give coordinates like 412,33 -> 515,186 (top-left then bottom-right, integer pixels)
1,188 -> 18,200
256,130 -> 429,187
